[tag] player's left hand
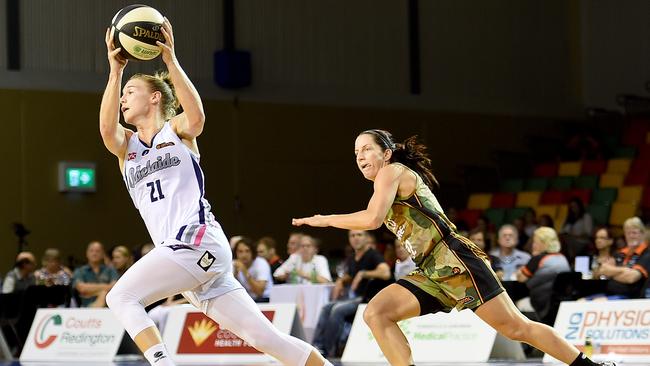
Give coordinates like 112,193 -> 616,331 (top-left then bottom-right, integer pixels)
156,17 -> 177,64
292,215 -> 328,227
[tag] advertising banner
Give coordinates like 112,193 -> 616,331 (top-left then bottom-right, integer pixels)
163,303 -> 302,364
20,308 -> 124,362
342,304 -> 497,363
544,299 -> 650,363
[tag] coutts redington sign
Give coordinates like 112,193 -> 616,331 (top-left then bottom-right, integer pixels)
21,309 -> 125,362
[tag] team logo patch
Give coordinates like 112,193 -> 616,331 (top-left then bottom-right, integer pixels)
459,295 -> 475,304
142,149 -> 150,156
197,251 -> 215,272
156,141 -> 175,149
127,152 -> 137,161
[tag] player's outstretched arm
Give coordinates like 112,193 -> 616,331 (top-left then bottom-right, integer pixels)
292,164 -> 402,230
158,18 -> 205,140
99,27 -> 131,158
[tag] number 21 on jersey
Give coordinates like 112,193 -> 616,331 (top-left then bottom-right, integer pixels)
146,179 -> 165,202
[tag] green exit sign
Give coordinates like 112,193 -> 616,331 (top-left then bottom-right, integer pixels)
58,162 -> 96,192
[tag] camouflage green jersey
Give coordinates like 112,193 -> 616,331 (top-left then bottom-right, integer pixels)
385,163 -> 503,311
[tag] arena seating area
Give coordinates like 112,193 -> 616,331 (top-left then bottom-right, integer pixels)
459,118 -> 650,233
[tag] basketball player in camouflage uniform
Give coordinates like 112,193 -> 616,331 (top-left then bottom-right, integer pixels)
294,129 -> 613,366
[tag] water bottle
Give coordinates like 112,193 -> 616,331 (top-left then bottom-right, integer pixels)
584,336 -> 593,358
289,268 -> 298,284
310,268 -> 318,283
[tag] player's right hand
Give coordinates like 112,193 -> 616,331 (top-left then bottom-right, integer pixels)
105,27 -> 128,72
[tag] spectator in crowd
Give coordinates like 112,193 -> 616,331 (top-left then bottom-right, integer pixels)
590,227 -> 616,280
233,237 -> 273,302
366,232 -> 379,251
475,216 -> 496,251
597,217 -> 650,299
561,197 -> 593,239
2,251 -> 36,293
446,207 -> 468,232
393,239 -> 416,281
313,230 -> 390,358
132,242 -> 155,262
140,242 -> 155,256
228,235 -> 244,250
538,214 -> 555,229
490,224 -> 531,281
274,235 -> 332,284
35,248 -> 72,286
469,228 -> 503,277
523,208 -> 539,239
285,232 -> 303,259
111,245 -> 133,278
383,241 -> 397,270
256,236 -> 284,278
73,241 -> 118,307
513,217 -> 530,250
516,227 -> 570,322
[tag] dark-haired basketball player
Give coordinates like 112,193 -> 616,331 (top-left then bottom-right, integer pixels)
294,129 -> 614,366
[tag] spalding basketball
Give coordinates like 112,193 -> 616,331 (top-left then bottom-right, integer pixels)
111,4 -> 165,61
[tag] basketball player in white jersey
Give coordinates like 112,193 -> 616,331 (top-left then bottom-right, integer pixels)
100,19 -> 329,366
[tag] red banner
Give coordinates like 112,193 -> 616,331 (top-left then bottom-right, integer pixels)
177,311 -> 275,354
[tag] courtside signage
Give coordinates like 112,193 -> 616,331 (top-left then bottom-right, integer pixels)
342,304 -> 497,362
163,303 -> 299,363
20,308 -> 124,362
544,299 -> 650,363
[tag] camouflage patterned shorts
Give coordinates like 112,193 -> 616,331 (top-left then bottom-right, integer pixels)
399,233 -> 504,313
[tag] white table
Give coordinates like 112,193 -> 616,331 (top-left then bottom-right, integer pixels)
270,283 -> 334,342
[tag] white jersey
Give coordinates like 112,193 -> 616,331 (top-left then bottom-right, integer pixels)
122,122 -> 217,246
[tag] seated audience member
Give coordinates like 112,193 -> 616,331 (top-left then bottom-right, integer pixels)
490,224 -> 531,280
561,197 -> 593,239
228,235 -> 244,250
140,242 -> 155,256
513,217 -> 530,250
590,227 -> 616,279
313,230 -> 390,357
596,217 -> 650,299
469,228 -> 503,277
516,227 -> 570,322
35,248 -> 72,286
285,232 -> 304,260
73,241 -> 118,307
233,237 -> 273,302
394,239 -> 416,280
2,251 -> 37,293
274,235 -> 332,284
256,236 -> 284,278
475,216 -> 496,251
446,207 -> 468,232
523,208 -> 539,239
383,242 -> 397,270
538,214 -> 555,229
111,245 -> 133,278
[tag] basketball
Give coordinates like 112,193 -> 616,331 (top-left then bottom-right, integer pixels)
111,4 -> 165,61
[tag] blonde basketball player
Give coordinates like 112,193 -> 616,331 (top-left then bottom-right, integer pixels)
100,19 -> 329,366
